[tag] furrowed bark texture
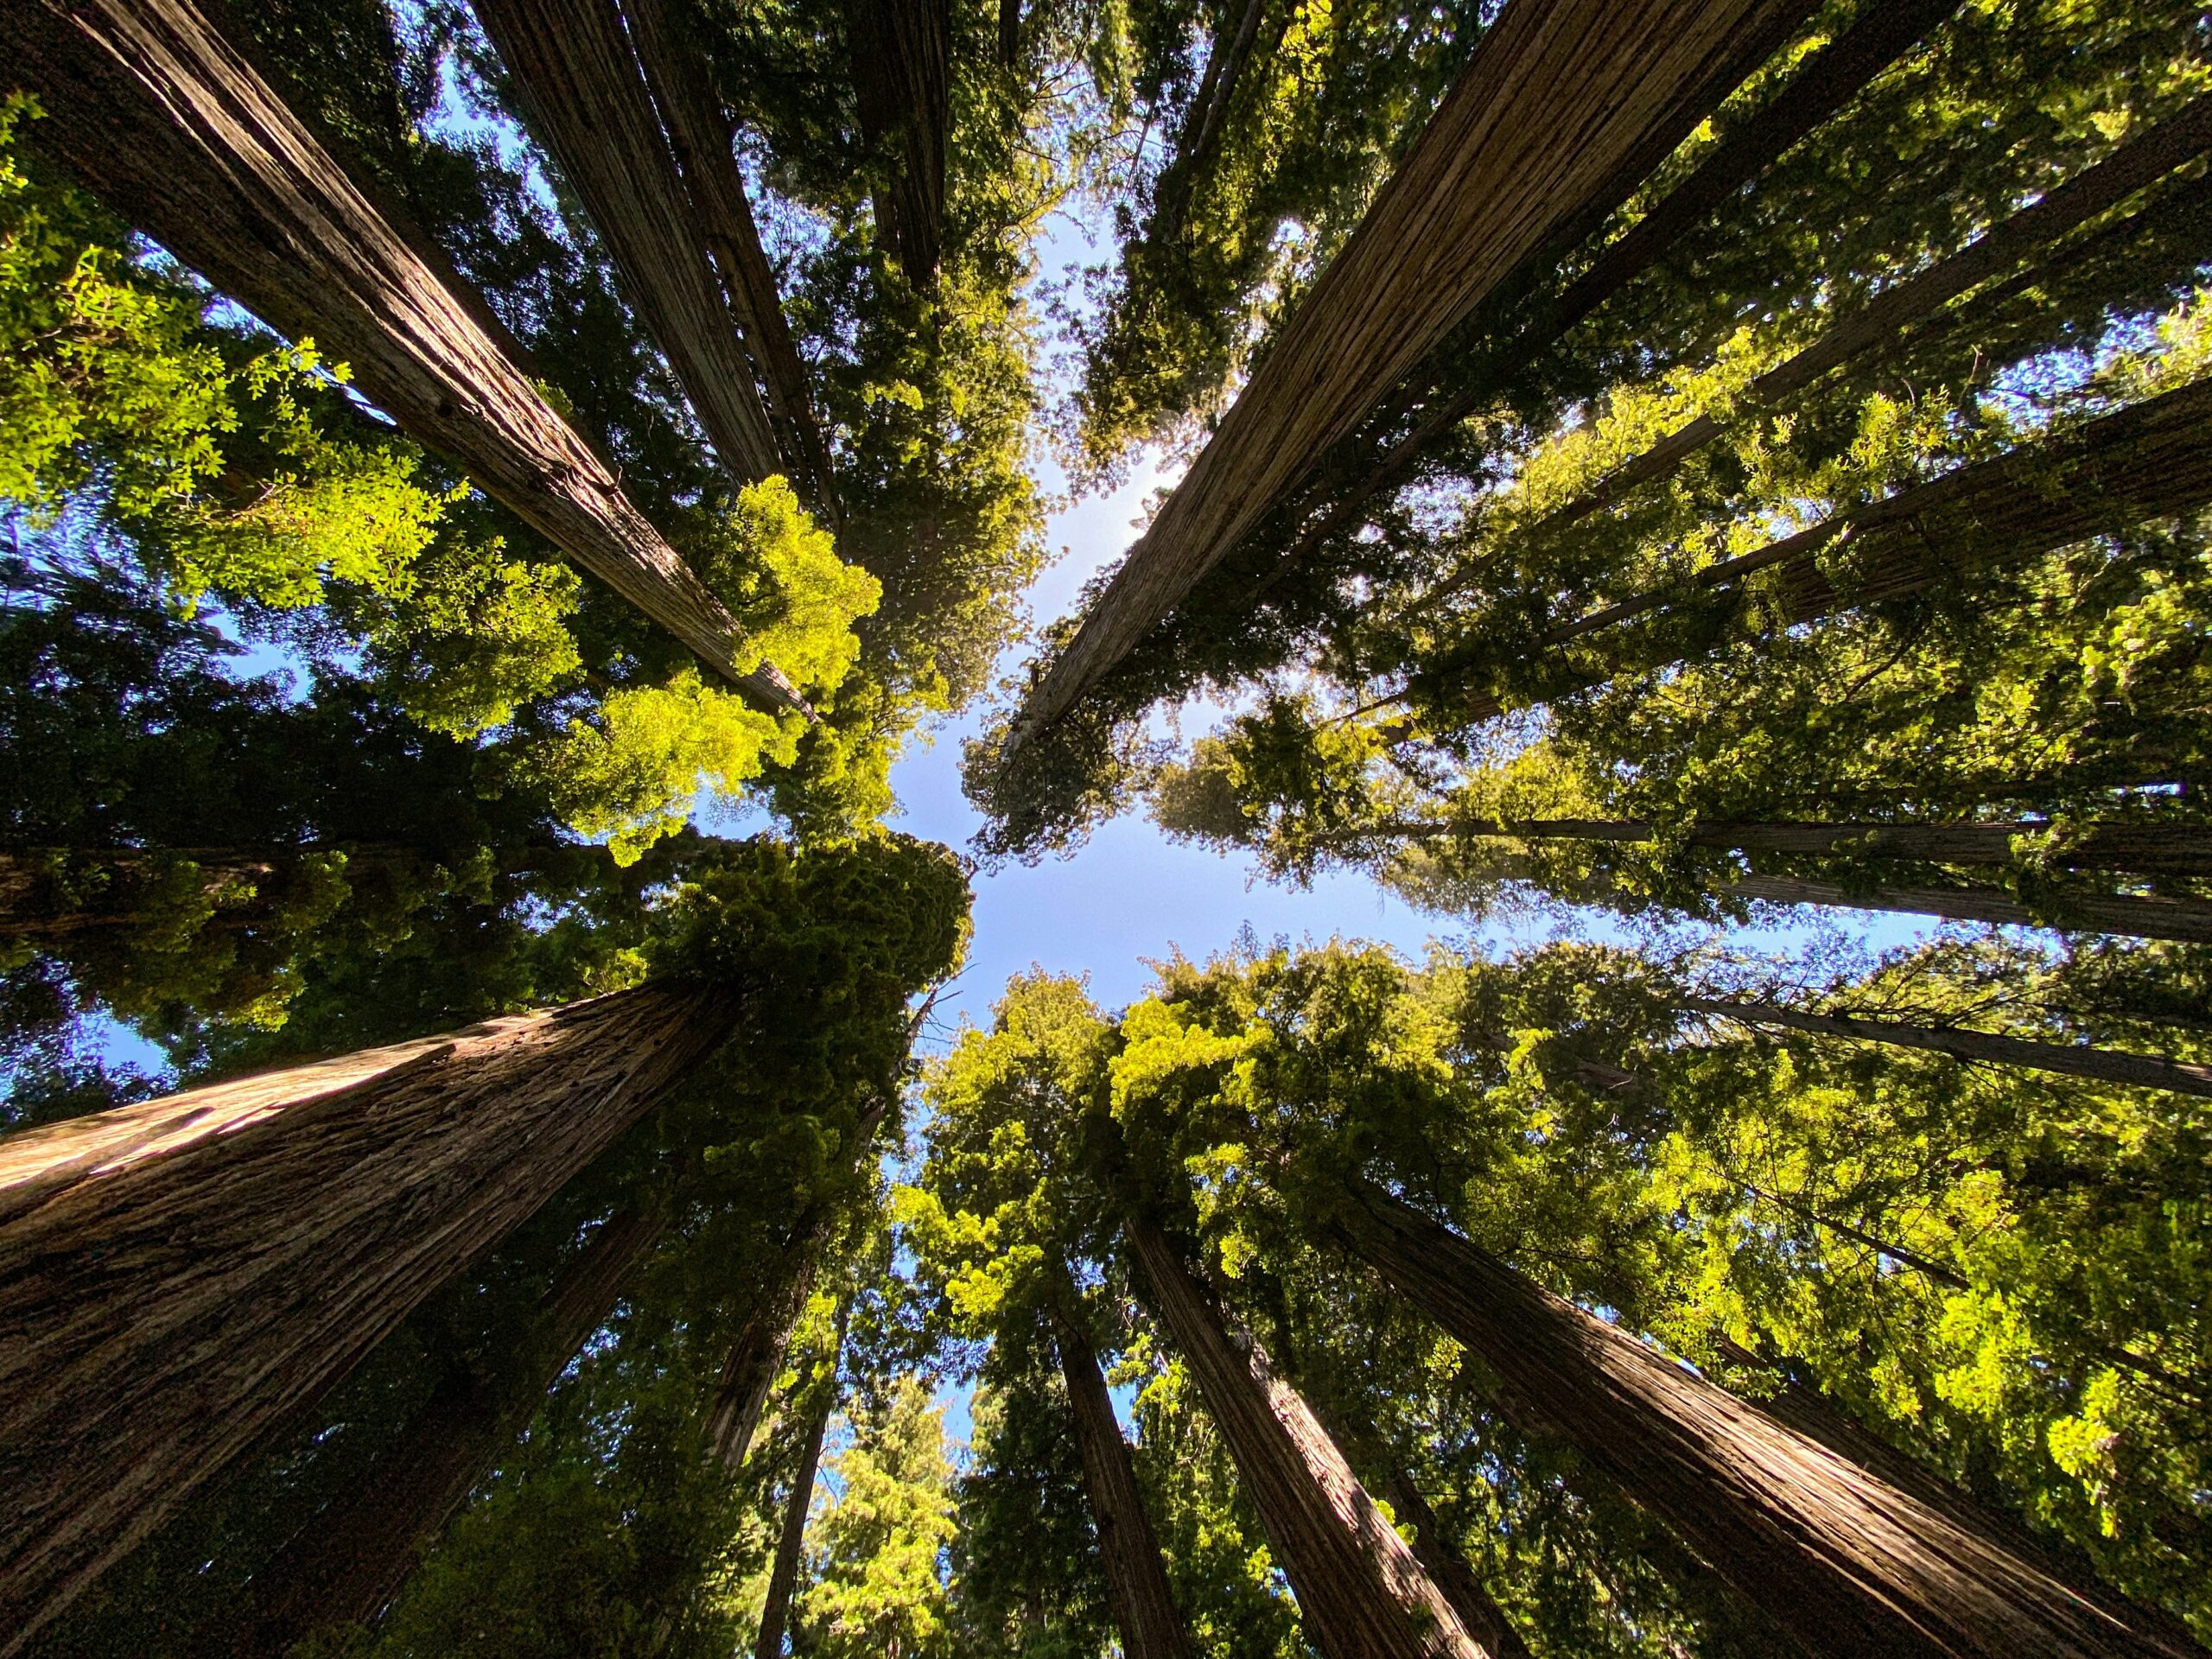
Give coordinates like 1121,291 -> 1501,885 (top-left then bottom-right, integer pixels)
1681,996 -> 2212,1100
241,1207 -> 668,1649
1051,1294 -> 1194,1659
12,0 -> 804,713
1125,1215 -> 1489,1659
1382,1471 -> 1534,1659
1420,373 -> 2212,722
1008,0 -> 1815,747
845,0 -> 950,281
470,0 -> 782,482
625,0 -> 838,516
1727,872 -> 2212,945
1331,1181 -> 2198,1659
0,984 -> 736,1651
753,1313 -> 845,1659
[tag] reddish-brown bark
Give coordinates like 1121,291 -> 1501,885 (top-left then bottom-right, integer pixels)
1125,1215 -> 1490,1658
1330,1181 -> 2199,1658
13,0 -> 805,713
238,1207 -> 668,1648
1050,1292 -> 1194,1659
0,986 -> 736,1651
1007,0 -> 1815,750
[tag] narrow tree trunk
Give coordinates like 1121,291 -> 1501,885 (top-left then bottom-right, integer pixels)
1539,96 -> 2212,535
1049,1290 -> 1194,1659
1150,0 -> 1273,243
844,0 -> 951,282
753,1306 -> 846,1659
1681,995 -> 2212,1100
996,0 -> 1021,66
0,984 -> 737,1651
241,1205 -> 668,1649
1381,1471 -> 1534,1659
625,0 -> 840,520
1327,1180 -> 2200,1659
1124,1214 -> 1491,1659
1380,816 -> 2212,877
471,0 -> 783,483
1727,872 -> 2212,946
15,0 -> 805,714
1007,0 -> 1815,748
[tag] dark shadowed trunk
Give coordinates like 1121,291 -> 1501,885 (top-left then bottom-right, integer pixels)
1149,0 -> 1274,243
1124,1214 -> 1491,1658
1726,873 -> 2212,947
0,985 -> 738,1652
14,0 -> 805,713
1328,1180 -> 2199,1659
1379,1471 -> 1533,1659
239,1206 -> 669,1649
1049,1288 -> 1194,1659
844,0 -> 950,282
753,1304 -> 847,1659
1681,995 -> 2212,1100
470,0 -> 783,482
623,0 -> 840,517
1007,0 -> 1815,748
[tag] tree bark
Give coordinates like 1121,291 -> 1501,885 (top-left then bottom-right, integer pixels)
1380,1471 -> 1534,1659
1149,0 -> 1273,243
844,0 -> 951,283
470,0 -> 783,484
753,1304 -> 845,1659
0,983 -> 737,1652
1681,995 -> 2212,1100
1124,1214 -> 1491,1659
14,0 -> 806,714
239,1205 -> 668,1649
1537,95 -> 2212,537
624,0 -> 839,519
1006,0 -> 1816,750
1049,1290 -> 1194,1659
1417,372 -> 2212,724
1327,1180 -> 2201,1659
1726,871 -> 2212,947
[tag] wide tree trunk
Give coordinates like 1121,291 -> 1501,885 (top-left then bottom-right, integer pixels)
239,1205 -> 668,1649
1295,0 -> 1967,572
1538,95 -> 2212,537
1124,1214 -> 1491,1659
0,984 -> 737,1651
470,0 -> 783,484
844,0 -> 951,282
1327,1180 -> 2200,1659
1006,0 -> 1815,749
1681,995 -> 2212,1100
1726,872 -> 2212,947
753,1304 -> 845,1659
1420,373 -> 2212,724
13,0 -> 805,714
624,0 -> 839,518
1049,1291 -> 1194,1659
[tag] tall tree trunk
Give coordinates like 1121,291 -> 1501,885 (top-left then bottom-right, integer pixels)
1535,95 -> 2212,537
1417,372 -> 2212,724
1049,1289 -> 1194,1659
1326,1179 -> 2200,1659
1149,0 -> 1274,244
753,1302 -> 847,1659
1680,995 -> 2212,1100
625,0 -> 840,518
0,984 -> 737,1651
14,0 -> 807,715
1294,0 -> 1969,575
1726,872 -> 2212,947
240,1205 -> 669,1649
470,0 -> 783,484
1380,1471 -> 1534,1659
844,0 -> 951,283
1006,0 -> 1816,750
1378,816 -> 2212,878
1123,1214 -> 1491,1659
